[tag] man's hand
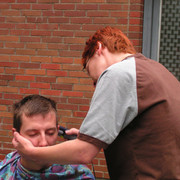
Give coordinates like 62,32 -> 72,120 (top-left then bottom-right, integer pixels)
12,132 -> 36,161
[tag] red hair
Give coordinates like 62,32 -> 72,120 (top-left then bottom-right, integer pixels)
82,26 -> 136,68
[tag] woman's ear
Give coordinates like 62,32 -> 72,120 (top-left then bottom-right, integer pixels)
97,42 -> 102,55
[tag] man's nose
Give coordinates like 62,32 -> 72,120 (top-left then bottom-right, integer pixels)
39,134 -> 48,147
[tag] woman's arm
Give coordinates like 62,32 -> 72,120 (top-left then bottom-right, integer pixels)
12,132 -> 101,165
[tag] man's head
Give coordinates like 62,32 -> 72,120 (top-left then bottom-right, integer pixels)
82,26 -> 136,69
13,95 -> 58,147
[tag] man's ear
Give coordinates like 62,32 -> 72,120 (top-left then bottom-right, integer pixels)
12,128 -> 16,135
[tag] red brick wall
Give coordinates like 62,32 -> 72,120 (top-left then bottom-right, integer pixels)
0,0 -> 144,179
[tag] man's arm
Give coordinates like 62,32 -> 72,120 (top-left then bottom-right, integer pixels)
12,132 -> 101,165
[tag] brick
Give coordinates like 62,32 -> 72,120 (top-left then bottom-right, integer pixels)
68,98 -> 89,105
38,24 -> 58,30
31,30 -> 51,36
48,43 -> 69,50
0,62 -> 18,68
9,81 -> 28,88
57,110 -> 72,117
26,43 -> 47,49
17,0 -> 36,2
20,63 -> 40,69
0,55 -> 9,61
57,77 -> 78,84
73,112 -> 86,118
77,4 -> 98,10
10,30 -> 30,36
27,17 -> 47,23
62,64 -> 82,71
11,4 -> 30,9
11,56 -> 30,62
64,38 -> 85,44
16,49 -> 36,55
4,93 -> 23,100
0,4 -> 9,9
0,17 -> 5,23
52,31 -> 74,37
0,87 -> 18,93
0,48 -> 14,54
5,68 -> 25,74
80,78 -> 93,85
42,11 -> 63,16
69,71 -> 89,78
22,10 -> 41,16
94,18 -> 116,24
84,0 -> 106,2
110,11 -> 128,17
47,70 -> 67,77
52,84 -> 72,91
0,75 -> 14,81
0,0 -> 15,3
42,37 -> 62,43
6,42 -> 24,48
63,91 -> 83,97
0,36 -> 19,42
79,105 -> 90,111
30,82 -> 50,89
37,50 -> 58,56
61,117 -> 83,124
107,0 -> 128,2
60,50 -> 81,57
20,88 -> 39,94
41,89 -> 61,96
52,57 -> 73,64
100,4 -> 128,10
87,11 -> 109,17
38,0 -> 59,3
41,63 -> 61,70
31,56 -> 51,63
1,10 -> 20,16
64,11 -> 86,17
0,99 -> 13,105
61,0 -> 81,2
16,24 -> 36,29
36,76 -> 56,83
15,75 -> 35,81
20,36 -> 41,42
32,4 -> 52,10
60,24 -> 81,31
74,84 -> 94,92
0,23 -> 15,29
6,17 -> 25,23
54,4 -> 75,10
130,11 -> 143,18
48,17 -> 69,23
0,30 -> 8,35
57,104 -> 78,111
26,69 -> 46,75
0,105 -> 7,111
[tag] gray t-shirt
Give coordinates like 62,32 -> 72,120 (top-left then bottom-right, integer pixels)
79,57 -> 138,147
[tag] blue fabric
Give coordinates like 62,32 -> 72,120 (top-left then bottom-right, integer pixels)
0,151 -> 95,180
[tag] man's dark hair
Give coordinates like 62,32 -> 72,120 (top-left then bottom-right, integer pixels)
13,95 -> 57,132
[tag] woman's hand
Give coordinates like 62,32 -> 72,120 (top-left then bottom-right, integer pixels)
12,132 -> 36,161
65,128 -> 79,136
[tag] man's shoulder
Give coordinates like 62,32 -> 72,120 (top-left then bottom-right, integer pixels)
0,151 -> 20,167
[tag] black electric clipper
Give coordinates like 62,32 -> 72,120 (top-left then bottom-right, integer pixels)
58,126 -> 77,140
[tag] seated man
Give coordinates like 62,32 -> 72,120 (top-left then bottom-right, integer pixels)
0,95 -> 95,180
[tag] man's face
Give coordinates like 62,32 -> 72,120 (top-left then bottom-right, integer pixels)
19,111 -> 58,147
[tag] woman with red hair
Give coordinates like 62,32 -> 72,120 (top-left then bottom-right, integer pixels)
13,26 -> 180,180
